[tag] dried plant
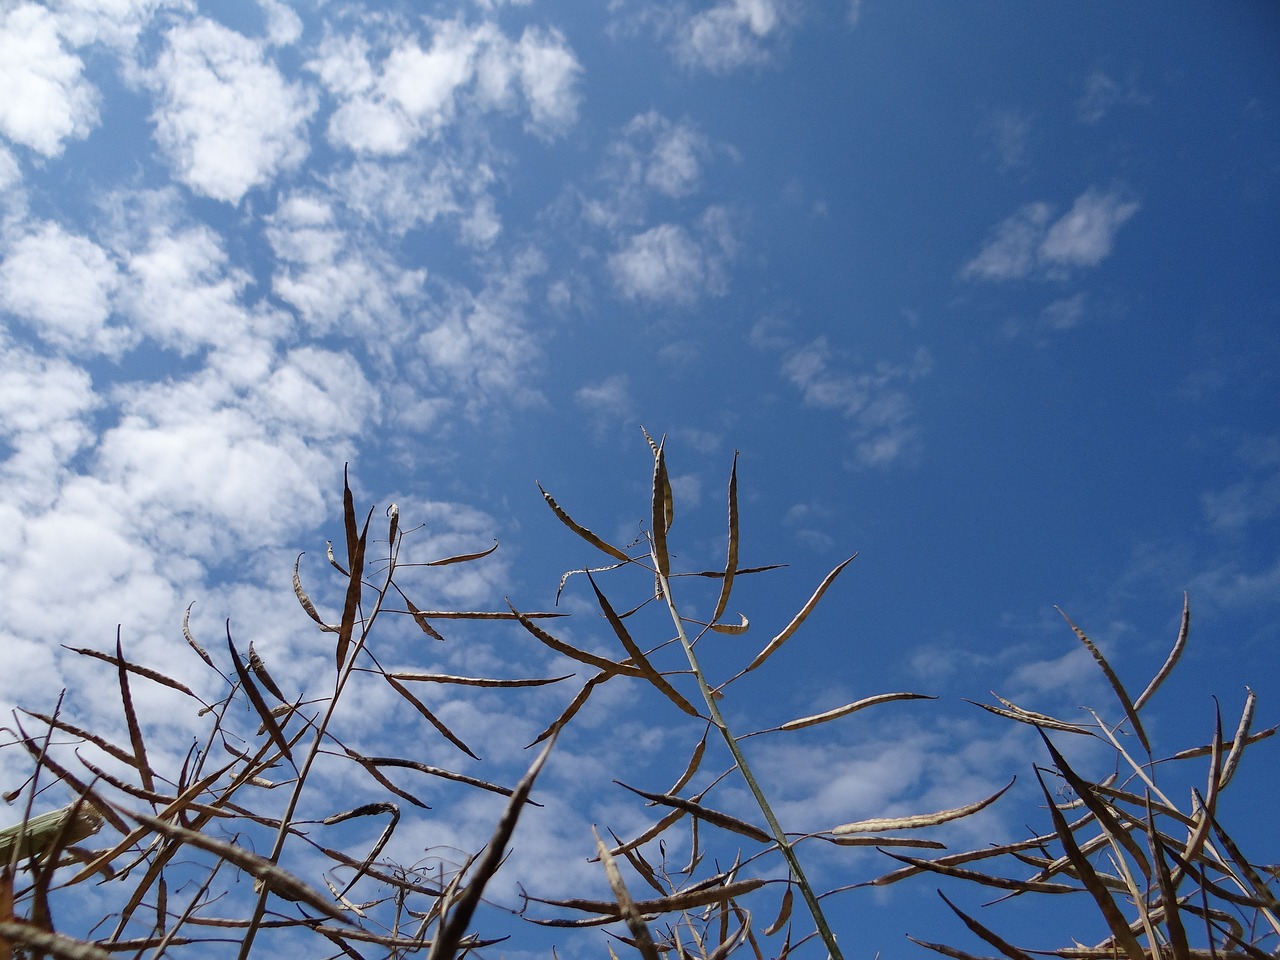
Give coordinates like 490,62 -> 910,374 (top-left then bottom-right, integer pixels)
0,437 -> 1271,960
514,430 -> 1003,960
865,597 -> 1279,960
0,468 -> 568,959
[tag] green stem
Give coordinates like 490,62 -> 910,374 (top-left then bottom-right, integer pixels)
656,567 -> 844,960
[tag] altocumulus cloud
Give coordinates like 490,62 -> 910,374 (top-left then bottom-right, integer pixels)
0,221 -> 127,356
148,17 -> 316,203
0,3 -> 99,156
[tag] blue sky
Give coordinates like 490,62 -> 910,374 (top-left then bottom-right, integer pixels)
1,1 -> 1278,956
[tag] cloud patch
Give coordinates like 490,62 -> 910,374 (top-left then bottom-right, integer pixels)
312,18 -> 581,156
609,207 -> 735,305
148,17 -> 316,203
0,3 -> 99,156
780,338 -> 932,467
0,221 -> 128,356
675,0 -> 792,73
963,188 -> 1139,281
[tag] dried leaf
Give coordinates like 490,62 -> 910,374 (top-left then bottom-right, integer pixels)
383,671 -> 571,688
227,627 -> 293,765
937,890 -> 1038,960
384,675 -> 479,760
587,571 -> 699,717
539,484 -> 633,564
746,556 -> 856,673
509,601 -> 642,677
833,778 -> 1013,834
1034,766 -> 1147,960
294,554 -> 338,633
749,692 -> 935,737
650,436 -> 672,579
764,886 -> 792,937
427,736 -> 556,960
1134,593 -> 1189,711
1037,730 -> 1149,880
528,672 -> 614,747
114,634 -> 156,797
1058,608 -> 1151,756
248,642 -> 288,704
711,453 -> 739,625
594,826 -> 661,960
128,810 -> 352,925
614,782 -> 770,845
666,734 -> 707,797
182,602 -> 216,669
877,852 -> 1077,894
336,504 -> 372,672
709,614 -> 749,636
1219,687 -> 1256,790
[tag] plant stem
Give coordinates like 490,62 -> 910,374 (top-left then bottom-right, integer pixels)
656,566 -> 844,960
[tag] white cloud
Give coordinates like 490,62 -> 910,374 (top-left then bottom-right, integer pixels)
257,0 -> 302,46
963,189 -> 1138,281
413,248 -> 548,412
983,108 -> 1033,170
1039,189 -> 1140,270
0,145 -> 19,190
96,367 -> 366,557
624,111 -> 709,199
675,0 -> 790,73
1202,440 -> 1280,533
585,113 -> 715,236
149,17 -> 315,203
610,223 -> 705,304
576,374 -> 632,421
961,202 -> 1052,281
0,336 -> 99,502
121,223 -> 285,359
0,221 -> 129,356
0,3 -> 99,156
1002,293 -> 1087,342
328,154 -> 501,242
780,339 -> 931,467
48,0 -> 181,51
267,192 -> 427,337
515,26 -> 582,137
313,18 -> 581,156
1077,70 -> 1149,125
609,207 -> 734,305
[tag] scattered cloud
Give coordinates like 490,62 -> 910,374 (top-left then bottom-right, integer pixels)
609,207 -> 735,305
576,374 -> 632,422
312,17 -> 580,156
47,0 -> 183,52
610,223 -> 706,303
1202,437 -> 1280,533
674,0 -> 793,73
1040,189 -> 1140,270
1077,69 -> 1149,125
0,334 -> 100,501
0,220 -> 128,356
625,111 -> 710,199
963,188 -> 1139,281
412,247 -> 549,413
0,3 -> 99,157
962,202 -> 1052,280
267,191 -> 427,337
779,339 -> 932,467
148,17 -> 316,203
1001,293 -> 1087,341
982,108 -> 1034,170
